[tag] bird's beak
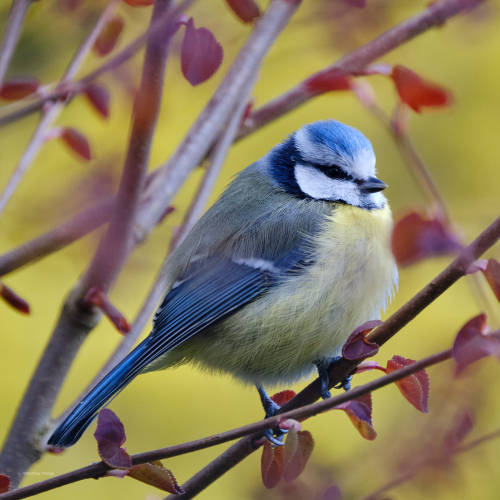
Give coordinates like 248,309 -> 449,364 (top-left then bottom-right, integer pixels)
359,176 -> 387,193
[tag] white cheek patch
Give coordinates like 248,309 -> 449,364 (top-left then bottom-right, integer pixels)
294,164 -> 361,205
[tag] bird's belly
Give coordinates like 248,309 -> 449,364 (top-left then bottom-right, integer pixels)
178,205 -> 396,386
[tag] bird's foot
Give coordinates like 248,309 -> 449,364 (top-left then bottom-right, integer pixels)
314,356 -> 352,400
256,385 -> 288,446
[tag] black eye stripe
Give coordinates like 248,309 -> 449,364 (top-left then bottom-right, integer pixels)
306,162 -> 353,181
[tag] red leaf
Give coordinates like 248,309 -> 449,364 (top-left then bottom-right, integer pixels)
335,393 -> 376,440
390,65 -> 452,113
84,83 -> 110,118
304,70 -> 352,94
444,410 -> 474,451
225,0 -> 260,23
452,314 -> 499,374
323,485 -> 343,500
342,320 -> 381,361
391,211 -> 461,267
94,409 -> 132,469
128,461 -> 183,494
0,282 -> 30,314
283,428 -> 314,482
60,127 -> 92,161
181,18 -> 223,86
261,441 -> 284,489
0,474 -> 9,493
84,287 -> 130,334
0,78 -> 40,100
481,259 -> 500,302
122,0 -> 154,6
271,390 -> 296,407
93,15 -> 124,56
386,355 -> 429,413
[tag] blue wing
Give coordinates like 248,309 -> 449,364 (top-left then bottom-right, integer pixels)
48,254 -> 307,447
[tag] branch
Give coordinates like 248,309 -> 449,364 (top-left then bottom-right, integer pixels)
0,0 -> 119,214
0,198 -> 114,276
170,82 -> 251,249
133,0 -> 302,241
0,0 -> 194,128
0,0 -> 176,487
0,348 -> 453,500
167,215 -> 500,497
0,0 -> 33,87
238,0 -> 482,140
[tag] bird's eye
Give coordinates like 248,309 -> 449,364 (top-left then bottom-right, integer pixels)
325,164 -> 353,181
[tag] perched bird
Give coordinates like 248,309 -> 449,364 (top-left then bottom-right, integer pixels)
48,119 -> 397,447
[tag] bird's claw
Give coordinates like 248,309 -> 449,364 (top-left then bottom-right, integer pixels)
334,374 -> 352,392
264,426 -> 287,446
315,357 -> 353,399
256,384 -> 290,446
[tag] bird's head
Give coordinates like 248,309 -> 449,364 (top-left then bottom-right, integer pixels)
266,120 -> 387,209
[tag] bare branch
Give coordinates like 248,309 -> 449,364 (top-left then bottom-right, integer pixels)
0,0 -> 33,87
0,198 -> 113,276
0,0 -> 176,486
170,83 -> 252,248
0,0 -> 119,215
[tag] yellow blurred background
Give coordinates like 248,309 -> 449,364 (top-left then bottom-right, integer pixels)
1,0 -> 499,498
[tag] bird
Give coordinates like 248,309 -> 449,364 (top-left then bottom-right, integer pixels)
48,119 -> 398,448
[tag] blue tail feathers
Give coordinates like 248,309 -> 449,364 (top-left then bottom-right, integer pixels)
48,339 -> 152,447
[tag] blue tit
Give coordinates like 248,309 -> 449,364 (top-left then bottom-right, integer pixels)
48,119 -> 397,448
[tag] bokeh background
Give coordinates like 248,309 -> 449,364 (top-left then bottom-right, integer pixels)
1,0 -> 499,498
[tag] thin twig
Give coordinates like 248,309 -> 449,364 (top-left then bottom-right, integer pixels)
0,0 -> 33,87
0,348 -> 452,500
170,82 -> 253,249
0,0 -> 194,128
0,198 -> 114,276
166,215 -> 500,498
0,0 -> 176,487
0,0 -> 119,215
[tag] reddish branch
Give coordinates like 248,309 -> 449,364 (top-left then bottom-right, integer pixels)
0,199 -> 114,276
0,0 -> 176,487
